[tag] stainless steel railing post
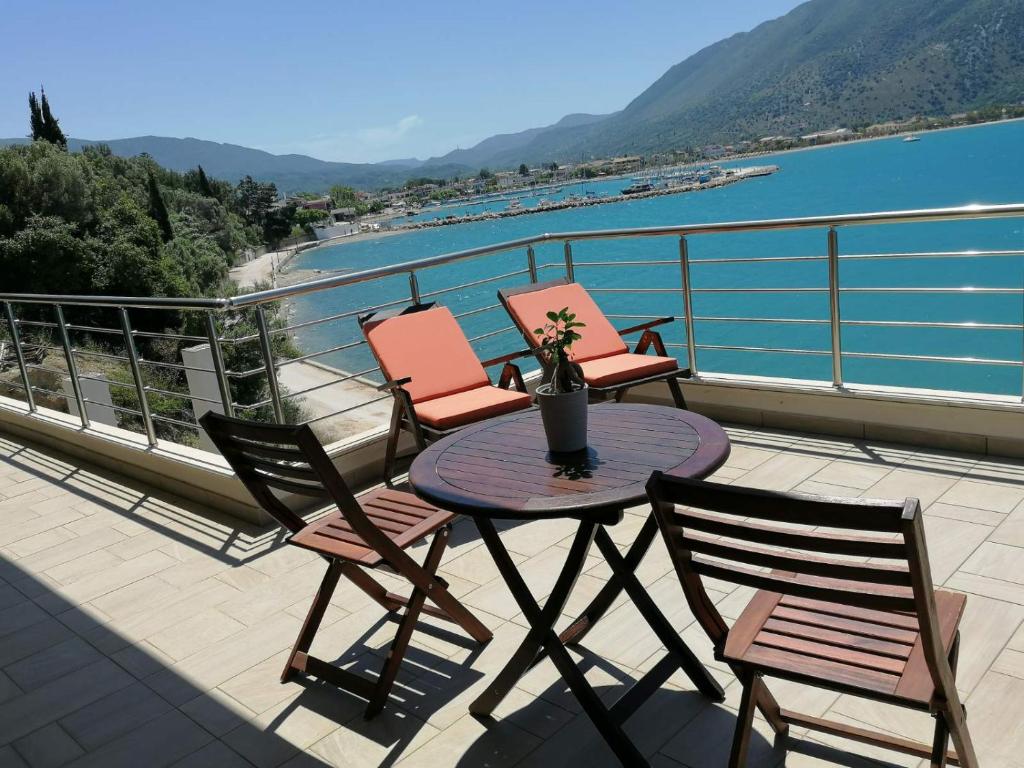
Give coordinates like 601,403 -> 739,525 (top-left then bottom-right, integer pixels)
55,304 -> 89,427
679,236 -> 698,374
563,241 -> 574,281
828,226 -> 844,387
527,245 -> 538,282
409,272 -> 421,304
3,302 -> 36,412
255,305 -> 286,423
204,312 -> 234,418
119,308 -> 157,447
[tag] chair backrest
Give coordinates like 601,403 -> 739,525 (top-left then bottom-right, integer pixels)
498,278 -> 627,363
647,472 -> 953,693
359,303 -> 490,404
200,412 -> 396,556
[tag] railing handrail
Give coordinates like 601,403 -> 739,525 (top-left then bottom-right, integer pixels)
2,202 -> 1023,311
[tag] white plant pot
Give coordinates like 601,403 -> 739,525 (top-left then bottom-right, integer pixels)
535,384 -> 588,453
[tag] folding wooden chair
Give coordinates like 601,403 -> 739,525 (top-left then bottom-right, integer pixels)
647,472 -> 978,768
498,278 -> 690,408
201,412 -> 492,719
359,302 -> 533,481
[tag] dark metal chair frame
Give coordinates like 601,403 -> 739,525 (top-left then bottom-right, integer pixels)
358,301 -> 534,481
498,277 -> 691,409
648,472 -> 979,768
201,411 -> 492,719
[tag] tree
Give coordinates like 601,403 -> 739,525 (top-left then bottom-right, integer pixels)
478,168 -> 493,179
235,175 -> 278,227
518,163 -> 529,176
147,171 -> 174,242
27,88 -> 67,149
196,165 -> 214,197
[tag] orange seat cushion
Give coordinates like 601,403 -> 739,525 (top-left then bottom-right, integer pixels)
414,386 -> 532,430
505,283 -> 627,363
363,306 -> 490,403
577,353 -> 679,388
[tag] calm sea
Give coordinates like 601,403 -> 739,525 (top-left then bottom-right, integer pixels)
291,120 -> 1024,396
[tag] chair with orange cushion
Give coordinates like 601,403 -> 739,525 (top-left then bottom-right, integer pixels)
498,278 -> 690,408
359,302 -> 533,481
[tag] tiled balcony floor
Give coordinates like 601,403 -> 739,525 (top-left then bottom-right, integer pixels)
1,425 -> 1024,767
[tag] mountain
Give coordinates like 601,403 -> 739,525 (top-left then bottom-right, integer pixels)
423,113 -> 610,169
0,136 -> 469,192
443,0 -> 1024,165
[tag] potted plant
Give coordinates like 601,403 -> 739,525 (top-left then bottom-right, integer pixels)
533,307 -> 588,453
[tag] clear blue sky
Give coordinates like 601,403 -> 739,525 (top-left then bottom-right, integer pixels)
3,0 -> 805,163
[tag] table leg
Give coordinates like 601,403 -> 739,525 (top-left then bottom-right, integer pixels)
470,518 -> 647,766
559,512 -> 658,647
594,526 -> 725,703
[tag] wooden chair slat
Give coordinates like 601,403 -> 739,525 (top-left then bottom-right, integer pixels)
761,618 -> 914,659
742,643 -> 902,696
254,472 -> 331,497
778,595 -> 921,631
690,557 -> 918,612
673,509 -> 906,558
753,630 -> 908,676
682,532 -> 913,586
770,605 -> 920,645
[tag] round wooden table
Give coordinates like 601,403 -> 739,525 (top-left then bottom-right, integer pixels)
409,404 -> 730,766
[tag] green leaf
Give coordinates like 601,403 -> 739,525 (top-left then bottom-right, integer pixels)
546,311 -> 559,322
532,328 -> 543,335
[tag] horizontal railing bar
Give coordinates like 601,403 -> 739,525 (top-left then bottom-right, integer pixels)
66,348 -> 130,363
15,319 -> 58,328
82,398 -> 141,417
588,288 -> 680,294
841,319 -> 1022,330
139,359 -> 215,374
0,294 -> 227,310
277,340 -> 367,367
690,255 -> 827,265
26,364 -> 71,376
690,287 -> 828,293
453,303 -> 502,320
272,296 -> 414,335
418,268 -> 530,299
571,260 -> 677,267
143,384 -> 217,403
301,394 -> 392,424
840,249 -> 1024,261
694,316 -> 830,325
607,314 -> 664,320
467,326 -> 517,344
694,343 -> 830,356
29,386 -> 71,398
133,329 -> 208,343
840,287 -> 1024,294
65,324 -> 121,336
279,366 -> 380,400
842,350 -> 1022,366
65,374 -> 136,391
151,413 -> 201,430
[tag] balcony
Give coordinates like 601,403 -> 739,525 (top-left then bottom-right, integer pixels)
1,204 -> 1024,766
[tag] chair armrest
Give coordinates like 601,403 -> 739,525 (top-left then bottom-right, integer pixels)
377,376 -> 412,392
617,316 -> 675,337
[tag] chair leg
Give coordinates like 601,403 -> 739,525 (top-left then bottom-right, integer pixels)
931,711 -> 951,768
729,672 -> 761,768
613,387 -> 627,403
942,633 -> 980,768
754,678 -> 789,744
281,559 -> 342,683
667,376 -> 688,409
364,526 -> 450,718
383,401 -> 402,484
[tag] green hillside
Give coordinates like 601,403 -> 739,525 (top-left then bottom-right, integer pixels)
480,0 -> 1024,164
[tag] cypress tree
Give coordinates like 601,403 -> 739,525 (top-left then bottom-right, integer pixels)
147,171 -> 174,242
197,165 -> 214,197
40,89 -> 67,149
28,92 -> 45,141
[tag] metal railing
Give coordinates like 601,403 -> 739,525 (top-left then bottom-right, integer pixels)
1,203 -> 1022,450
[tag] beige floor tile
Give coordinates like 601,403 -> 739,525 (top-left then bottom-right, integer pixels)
960,541 -> 1024,584
733,453 -> 829,492
964,671 -> 1024,767
922,516 -> 990,584
925,501 -> 1005,527
954,594 -> 1024,695
147,609 -> 247,661
808,460 -> 891,491
311,705 -> 437,768
395,712 -> 538,768
864,469 -> 959,508
938,478 -> 1024,514
989,501 -> 1024,547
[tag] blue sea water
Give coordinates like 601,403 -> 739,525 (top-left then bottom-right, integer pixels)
291,121 -> 1024,396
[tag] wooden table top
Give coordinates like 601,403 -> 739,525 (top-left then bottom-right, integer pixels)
408,404 -> 730,525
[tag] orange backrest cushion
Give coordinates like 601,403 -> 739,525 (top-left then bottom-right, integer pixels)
505,282 -> 627,363
363,306 -> 489,403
